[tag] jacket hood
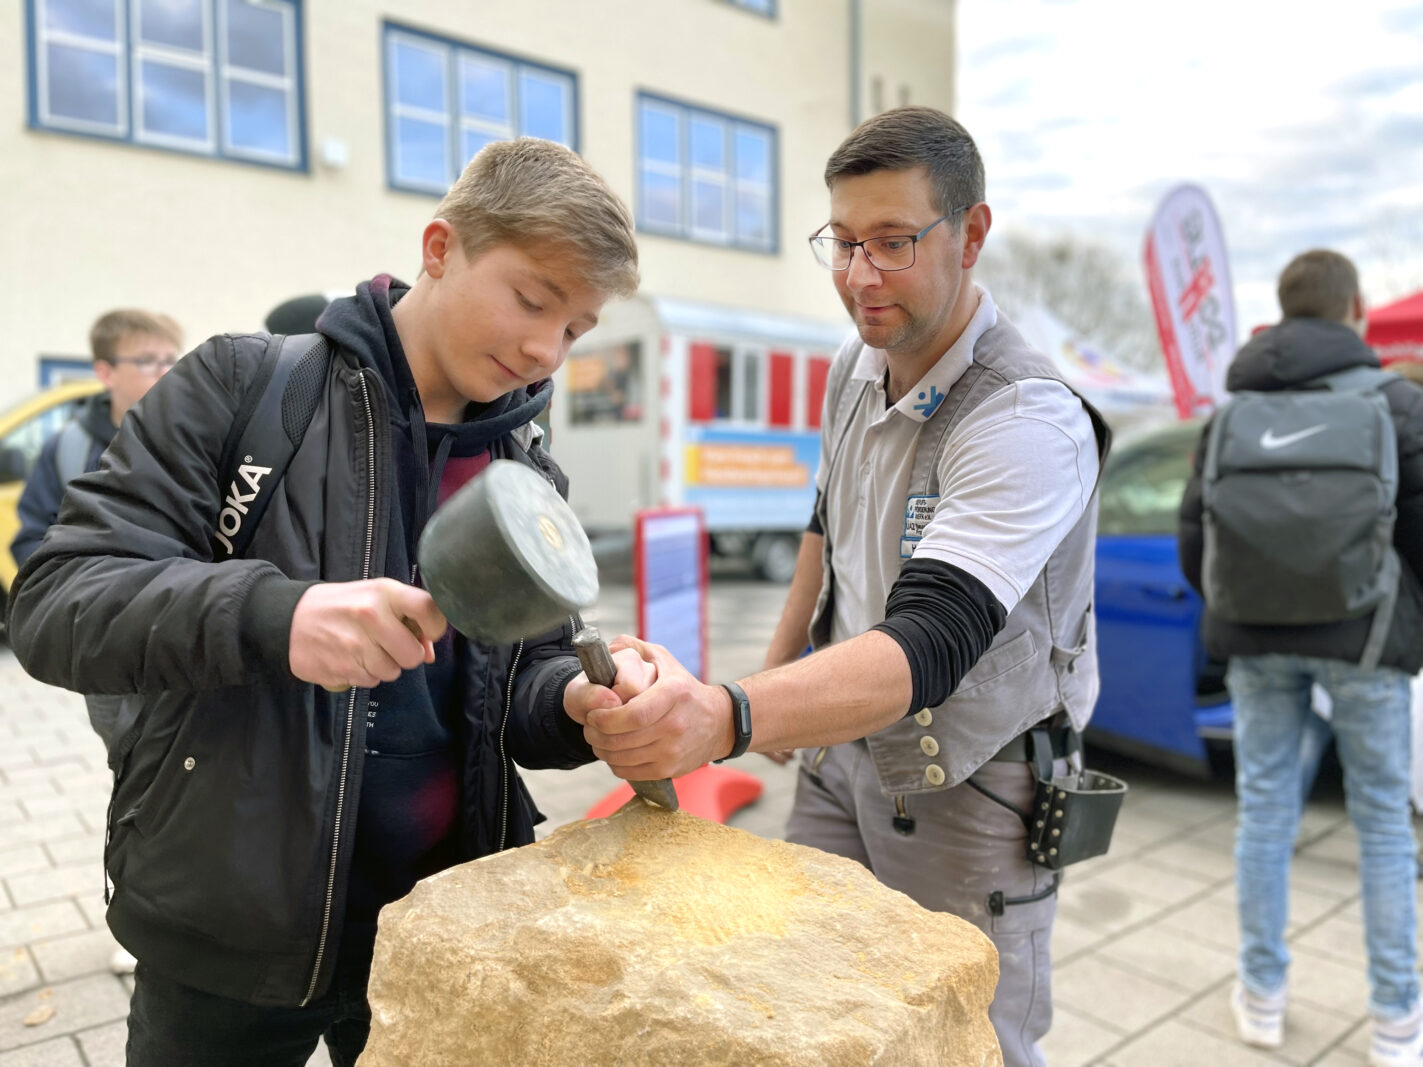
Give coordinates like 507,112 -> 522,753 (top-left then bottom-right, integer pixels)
315,275 -> 551,454
1226,317 -> 1380,393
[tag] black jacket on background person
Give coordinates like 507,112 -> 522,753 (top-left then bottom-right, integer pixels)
6,278 -> 596,1008
1179,316 -> 1423,674
11,392 -> 115,567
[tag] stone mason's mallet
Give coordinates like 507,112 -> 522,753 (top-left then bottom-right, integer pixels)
415,459 -> 679,813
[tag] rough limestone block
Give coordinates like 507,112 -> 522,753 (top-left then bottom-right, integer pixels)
360,799 -> 1001,1067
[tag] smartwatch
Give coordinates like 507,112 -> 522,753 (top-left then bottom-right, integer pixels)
714,681 -> 752,762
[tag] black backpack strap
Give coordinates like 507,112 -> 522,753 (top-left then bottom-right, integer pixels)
212,332 -> 330,559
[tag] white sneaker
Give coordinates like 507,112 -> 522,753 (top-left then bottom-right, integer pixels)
1230,981 -> 1285,1049
1371,1006 -> 1423,1066
108,947 -> 137,975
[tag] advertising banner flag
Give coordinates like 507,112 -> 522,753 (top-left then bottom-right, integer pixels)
1142,184 -> 1237,418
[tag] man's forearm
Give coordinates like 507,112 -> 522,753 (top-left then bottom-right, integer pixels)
762,532 -> 824,669
741,629 -> 912,753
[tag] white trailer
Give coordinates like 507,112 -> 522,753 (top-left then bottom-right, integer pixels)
548,296 -> 849,581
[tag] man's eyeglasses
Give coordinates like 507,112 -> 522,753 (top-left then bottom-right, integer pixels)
111,355 -> 179,374
808,206 -> 969,272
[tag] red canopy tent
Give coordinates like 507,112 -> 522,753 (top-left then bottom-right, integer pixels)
1368,290 -> 1423,365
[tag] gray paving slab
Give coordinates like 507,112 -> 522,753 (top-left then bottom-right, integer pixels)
0,1037 -> 84,1067
30,929 -> 123,985
1181,979 -> 1359,1064
0,975 -> 129,1053
0,949 -> 38,1000
0,903 -> 88,953
74,1019 -> 126,1067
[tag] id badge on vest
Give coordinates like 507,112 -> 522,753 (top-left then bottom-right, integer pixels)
901,495 -> 939,558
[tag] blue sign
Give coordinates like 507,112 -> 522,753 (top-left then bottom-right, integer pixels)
636,509 -> 706,681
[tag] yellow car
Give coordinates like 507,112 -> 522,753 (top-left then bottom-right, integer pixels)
0,378 -> 105,608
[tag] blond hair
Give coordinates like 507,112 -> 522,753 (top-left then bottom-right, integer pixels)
89,309 -> 184,364
435,138 -> 639,298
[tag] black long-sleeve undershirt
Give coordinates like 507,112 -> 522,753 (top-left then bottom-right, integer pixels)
804,494 -> 1006,712
871,557 -> 1007,714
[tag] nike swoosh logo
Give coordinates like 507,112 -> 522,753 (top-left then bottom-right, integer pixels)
1260,424 -> 1328,449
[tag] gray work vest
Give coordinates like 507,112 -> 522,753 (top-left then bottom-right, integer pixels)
809,316 -> 1111,793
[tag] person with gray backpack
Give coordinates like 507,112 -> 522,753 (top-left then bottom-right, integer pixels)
1180,249 -> 1423,1063
11,307 -> 184,750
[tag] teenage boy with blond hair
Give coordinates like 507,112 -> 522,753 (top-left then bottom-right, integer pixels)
9,139 -> 646,1066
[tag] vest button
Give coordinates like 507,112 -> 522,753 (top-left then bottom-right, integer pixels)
924,764 -> 945,786
919,736 -> 940,756
914,709 -> 933,727
183,757 -> 196,771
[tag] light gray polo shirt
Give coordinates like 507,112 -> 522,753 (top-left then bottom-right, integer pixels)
818,286 -> 1100,644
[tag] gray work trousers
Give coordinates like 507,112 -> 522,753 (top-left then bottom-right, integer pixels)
785,740 -> 1056,1067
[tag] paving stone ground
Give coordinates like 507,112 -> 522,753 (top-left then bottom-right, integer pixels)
0,573 -> 1417,1065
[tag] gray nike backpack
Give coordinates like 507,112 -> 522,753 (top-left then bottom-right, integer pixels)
1200,366 -> 1400,668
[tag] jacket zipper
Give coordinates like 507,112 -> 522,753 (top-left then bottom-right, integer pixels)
302,370 -> 377,1006
496,638 -> 525,853
495,611 -> 577,851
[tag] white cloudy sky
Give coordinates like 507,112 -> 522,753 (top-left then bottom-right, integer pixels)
956,0 -> 1423,345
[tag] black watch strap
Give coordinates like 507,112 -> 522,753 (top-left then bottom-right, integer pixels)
714,681 -> 752,762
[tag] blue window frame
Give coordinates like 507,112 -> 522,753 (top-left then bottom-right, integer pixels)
27,0 -> 305,169
384,23 -> 578,195
637,93 -> 777,253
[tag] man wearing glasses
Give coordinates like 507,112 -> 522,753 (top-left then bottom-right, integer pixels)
573,107 -> 1109,1065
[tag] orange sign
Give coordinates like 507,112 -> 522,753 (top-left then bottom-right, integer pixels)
684,443 -> 809,488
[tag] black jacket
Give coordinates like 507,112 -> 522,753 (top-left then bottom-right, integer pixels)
1179,317 -> 1423,672
7,301 -> 595,1007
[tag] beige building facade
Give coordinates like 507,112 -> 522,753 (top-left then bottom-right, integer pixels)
1,0 -> 954,406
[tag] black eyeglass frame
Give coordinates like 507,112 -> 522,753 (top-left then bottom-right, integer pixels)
808,205 -> 970,271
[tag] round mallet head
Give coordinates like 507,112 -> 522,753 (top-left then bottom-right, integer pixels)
418,460 -> 599,643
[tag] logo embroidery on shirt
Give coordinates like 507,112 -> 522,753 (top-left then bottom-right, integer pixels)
901,495 -> 939,557
913,386 -> 945,419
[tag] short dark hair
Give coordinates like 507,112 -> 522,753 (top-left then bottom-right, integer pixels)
265,294 -> 331,335
823,106 -> 985,229
1277,249 -> 1359,322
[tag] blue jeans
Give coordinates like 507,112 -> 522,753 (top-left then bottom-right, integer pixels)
1229,654 -> 1418,1019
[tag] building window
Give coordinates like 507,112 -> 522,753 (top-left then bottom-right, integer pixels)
637,94 -> 776,253
29,0 -> 303,169
384,23 -> 577,195
567,342 -> 643,425
689,342 -> 767,423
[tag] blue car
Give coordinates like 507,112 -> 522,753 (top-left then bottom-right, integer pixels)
1089,418 -> 1233,777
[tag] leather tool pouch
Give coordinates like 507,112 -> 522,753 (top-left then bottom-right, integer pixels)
1024,726 -> 1128,871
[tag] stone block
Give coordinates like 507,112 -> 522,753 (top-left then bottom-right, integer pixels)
361,800 -> 1000,1067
